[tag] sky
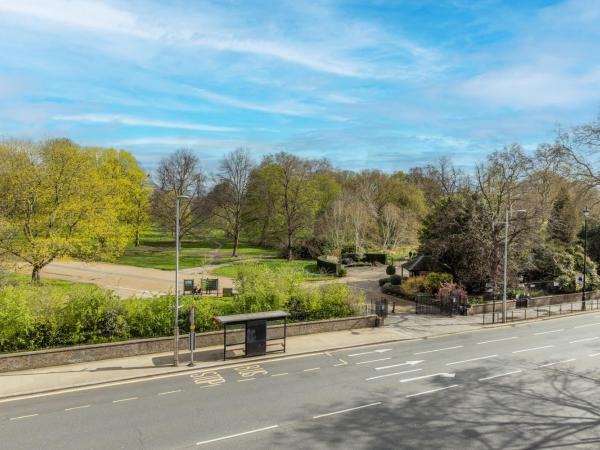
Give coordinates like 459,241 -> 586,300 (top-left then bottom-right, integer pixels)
0,0 -> 599,173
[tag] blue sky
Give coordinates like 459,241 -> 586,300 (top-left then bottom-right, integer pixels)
0,0 -> 599,173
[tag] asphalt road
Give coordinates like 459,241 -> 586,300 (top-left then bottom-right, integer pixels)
2,313 -> 600,450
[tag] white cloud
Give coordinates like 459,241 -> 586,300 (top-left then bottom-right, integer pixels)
190,88 -> 317,117
458,65 -> 600,109
0,0 -> 159,39
52,114 -> 238,132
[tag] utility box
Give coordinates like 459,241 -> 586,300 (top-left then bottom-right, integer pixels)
245,319 -> 267,356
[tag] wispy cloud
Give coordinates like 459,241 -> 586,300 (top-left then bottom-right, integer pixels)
52,114 -> 238,132
190,88 -> 317,117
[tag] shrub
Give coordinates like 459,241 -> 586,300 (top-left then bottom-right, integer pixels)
424,272 -> 453,294
337,268 -> 348,278
389,274 -> 402,286
399,275 -> 427,298
378,277 -> 390,287
0,266 -> 364,353
381,283 -> 403,296
386,265 -> 396,275
437,281 -> 467,302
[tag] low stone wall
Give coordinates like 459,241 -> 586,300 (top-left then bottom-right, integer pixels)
468,291 -> 600,315
0,315 -> 377,372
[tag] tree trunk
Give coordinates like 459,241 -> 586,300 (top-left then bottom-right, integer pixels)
232,227 -> 240,257
287,232 -> 293,261
135,229 -> 141,247
31,265 -> 41,283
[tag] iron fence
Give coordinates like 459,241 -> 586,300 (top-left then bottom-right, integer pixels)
482,298 -> 600,325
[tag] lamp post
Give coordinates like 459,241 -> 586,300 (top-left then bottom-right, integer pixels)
582,206 -> 590,311
174,195 -> 190,366
502,208 -> 526,323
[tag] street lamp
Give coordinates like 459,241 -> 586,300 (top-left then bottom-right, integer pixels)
174,195 -> 190,366
582,206 -> 590,311
502,208 -> 527,323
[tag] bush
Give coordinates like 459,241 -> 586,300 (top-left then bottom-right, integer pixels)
386,265 -> 396,275
378,277 -> 390,287
337,268 -> 348,278
399,275 -> 427,298
389,274 -> 402,285
381,283 -> 402,296
0,265 -> 364,353
424,272 -> 453,294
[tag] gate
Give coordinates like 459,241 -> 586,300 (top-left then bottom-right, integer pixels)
416,294 -> 468,316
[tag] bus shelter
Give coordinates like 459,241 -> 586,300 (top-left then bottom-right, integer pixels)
213,311 -> 289,360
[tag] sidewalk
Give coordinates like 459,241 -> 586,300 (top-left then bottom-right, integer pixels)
0,313 -> 483,400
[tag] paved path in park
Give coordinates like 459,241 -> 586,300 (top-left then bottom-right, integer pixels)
39,260 -> 397,302
40,260 -> 235,298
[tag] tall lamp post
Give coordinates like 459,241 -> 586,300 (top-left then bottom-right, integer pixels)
174,195 -> 190,366
502,207 -> 526,323
582,206 -> 590,311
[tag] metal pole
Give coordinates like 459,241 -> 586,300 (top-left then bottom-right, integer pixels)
188,304 -> 196,367
582,210 -> 588,311
174,197 -> 180,366
503,207 -> 509,323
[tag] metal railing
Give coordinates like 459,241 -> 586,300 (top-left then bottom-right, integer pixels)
482,298 -> 600,325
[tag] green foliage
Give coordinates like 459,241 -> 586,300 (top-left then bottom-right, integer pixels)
548,187 -> 578,244
337,268 -> 348,277
386,265 -> 396,275
399,275 -> 427,298
0,140 -> 150,280
524,242 -> 600,293
381,283 -> 403,296
0,269 -> 361,353
424,272 -> 453,294
212,259 -> 331,281
389,274 -> 402,285
378,277 -> 390,286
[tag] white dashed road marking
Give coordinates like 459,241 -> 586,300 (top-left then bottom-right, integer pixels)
478,370 -> 522,381
355,357 -> 391,365
569,337 -> 599,344
512,345 -> 553,353
365,368 -> 422,381
10,414 -> 38,421
196,425 -> 279,446
539,359 -> 576,367
446,355 -> 497,366
414,346 -> 463,355
312,402 -> 382,419
477,337 -> 518,344
158,390 -> 181,396
534,329 -> 563,335
406,385 -> 459,398
112,397 -> 138,403
64,404 -> 91,411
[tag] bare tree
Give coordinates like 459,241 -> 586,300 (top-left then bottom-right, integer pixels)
208,148 -> 254,256
151,149 -> 207,240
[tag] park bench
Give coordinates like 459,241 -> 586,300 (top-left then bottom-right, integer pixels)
201,278 -> 219,295
183,279 -> 201,295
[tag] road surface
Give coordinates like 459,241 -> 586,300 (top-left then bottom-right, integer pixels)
2,313 -> 600,449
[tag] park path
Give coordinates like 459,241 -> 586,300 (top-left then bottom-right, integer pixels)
40,260 -> 234,298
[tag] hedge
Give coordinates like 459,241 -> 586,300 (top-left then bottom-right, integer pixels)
0,266 -> 363,353
317,256 -> 341,276
365,253 -> 387,265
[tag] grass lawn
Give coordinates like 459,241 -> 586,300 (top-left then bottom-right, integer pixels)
210,259 -> 334,281
0,272 -> 98,293
115,228 -> 279,270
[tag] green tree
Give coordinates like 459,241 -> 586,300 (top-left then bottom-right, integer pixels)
547,186 -> 577,244
0,139 -> 131,281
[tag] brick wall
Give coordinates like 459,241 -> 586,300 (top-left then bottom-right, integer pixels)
0,315 -> 377,372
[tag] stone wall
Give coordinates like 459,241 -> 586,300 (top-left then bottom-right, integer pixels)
0,315 -> 377,372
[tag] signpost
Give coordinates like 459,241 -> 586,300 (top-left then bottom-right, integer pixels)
188,304 -> 196,367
